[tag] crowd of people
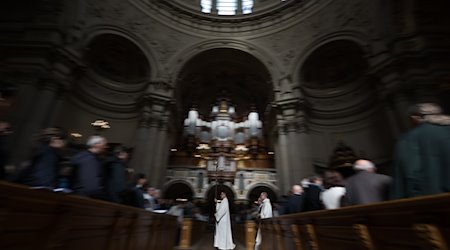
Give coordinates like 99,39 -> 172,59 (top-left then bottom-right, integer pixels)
0,129 -> 168,211
0,102 -> 449,250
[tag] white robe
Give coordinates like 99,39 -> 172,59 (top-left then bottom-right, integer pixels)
214,198 -> 235,250
255,198 -> 272,250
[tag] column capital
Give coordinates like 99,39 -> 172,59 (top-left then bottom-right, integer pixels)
147,80 -> 174,97
272,97 -> 309,135
137,93 -> 174,128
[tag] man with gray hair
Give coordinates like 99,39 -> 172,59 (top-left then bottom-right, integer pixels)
392,103 -> 450,198
70,135 -> 108,198
343,159 -> 392,206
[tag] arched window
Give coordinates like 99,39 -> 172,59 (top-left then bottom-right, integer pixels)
201,0 -> 254,15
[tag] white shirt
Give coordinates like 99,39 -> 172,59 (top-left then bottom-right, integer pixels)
320,187 -> 346,209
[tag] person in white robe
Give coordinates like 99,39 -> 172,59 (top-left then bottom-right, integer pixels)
254,192 -> 272,250
214,192 -> 236,250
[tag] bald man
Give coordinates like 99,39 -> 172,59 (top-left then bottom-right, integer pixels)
282,184 -> 305,214
343,159 -> 392,206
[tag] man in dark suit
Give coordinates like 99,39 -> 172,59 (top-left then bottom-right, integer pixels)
70,136 -> 108,198
392,103 -> 450,199
282,184 -> 305,214
303,176 -> 324,211
103,145 -> 130,203
343,159 -> 392,206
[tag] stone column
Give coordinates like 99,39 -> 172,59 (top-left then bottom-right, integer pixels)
274,122 -> 291,194
10,79 -> 61,165
273,98 -> 311,194
129,94 -> 172,187
150,118 -> 170,188
129,103 -> 151,176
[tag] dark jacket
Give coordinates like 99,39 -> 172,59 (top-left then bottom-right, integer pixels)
70,150 -> 104,197
283,194 -> 304,214
16,145 -> 61,188
103,155 -> 127,203
303,184 -> 324,211
392,123 -> 450,198
344,171 -> 392,206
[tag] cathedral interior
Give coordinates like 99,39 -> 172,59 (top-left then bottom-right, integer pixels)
1,0 -> 449,206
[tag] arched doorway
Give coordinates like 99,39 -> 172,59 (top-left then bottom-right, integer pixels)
206,184 -> 235,214
247,185 -> 277,204
164,182 -> 194,200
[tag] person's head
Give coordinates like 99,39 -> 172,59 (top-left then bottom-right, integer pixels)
323,170 -> 344,189
147,187 -> 156,195
153,189 -> 161,199
309,175 -> 323,186
0,121 -> 12,136
39,127 -> 67,149
220,191 -> 227,199
353,159 -> 376,173
291,184 -> 303,195
259,192 -> 268,201
113,145 -> 130,161
86,135 -> 107,154
135,173 -> 147,186
408,103 -> 448,127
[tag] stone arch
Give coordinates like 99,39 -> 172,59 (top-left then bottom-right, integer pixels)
292,34 -> 377,122
163,180 -> 195,200
171,42 -> 276,144
168,39 -> 281,86
61,27 -> 157,120
300,40 -> 368,90
205,184 -> 237,213
80,26 -> 158,82
292,32 -> 372,87
246,183 -> 279,202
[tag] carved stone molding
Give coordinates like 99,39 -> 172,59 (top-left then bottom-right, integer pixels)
131,0 -> 328,36
137,93 -> 174,129
273,98 -> 308,134
148,81 -> 174,97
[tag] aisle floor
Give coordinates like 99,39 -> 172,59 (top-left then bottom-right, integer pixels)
182,231 -> 246,250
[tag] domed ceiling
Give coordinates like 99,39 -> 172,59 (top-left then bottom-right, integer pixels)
141,0 -> 320,34
176,48 -> 272,120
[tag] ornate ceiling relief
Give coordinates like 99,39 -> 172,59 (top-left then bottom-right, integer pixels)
132,0 -> 328,36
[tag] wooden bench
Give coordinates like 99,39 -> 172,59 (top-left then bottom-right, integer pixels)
0,181 -> 178,250
258,193 -> 450,250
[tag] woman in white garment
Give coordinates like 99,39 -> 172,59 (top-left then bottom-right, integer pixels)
214,192 -> 236,250
254,192 -> 273,250
320,170 -> 346,209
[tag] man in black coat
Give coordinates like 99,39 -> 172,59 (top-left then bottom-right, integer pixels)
344,159 -> 392,206
70,135 -> 107,198
282,184 -> 305,214
14,127 -> 67,188
103,145 -> 129,203
392,103 -> 450,199
303,176 -> 324,211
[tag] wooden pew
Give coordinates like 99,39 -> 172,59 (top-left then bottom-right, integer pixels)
260,193 -> 450,250
0,181 -> 178,250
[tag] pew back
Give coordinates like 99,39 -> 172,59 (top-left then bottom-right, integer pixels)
260,193 -> 450,250
0,181 -> 178,250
